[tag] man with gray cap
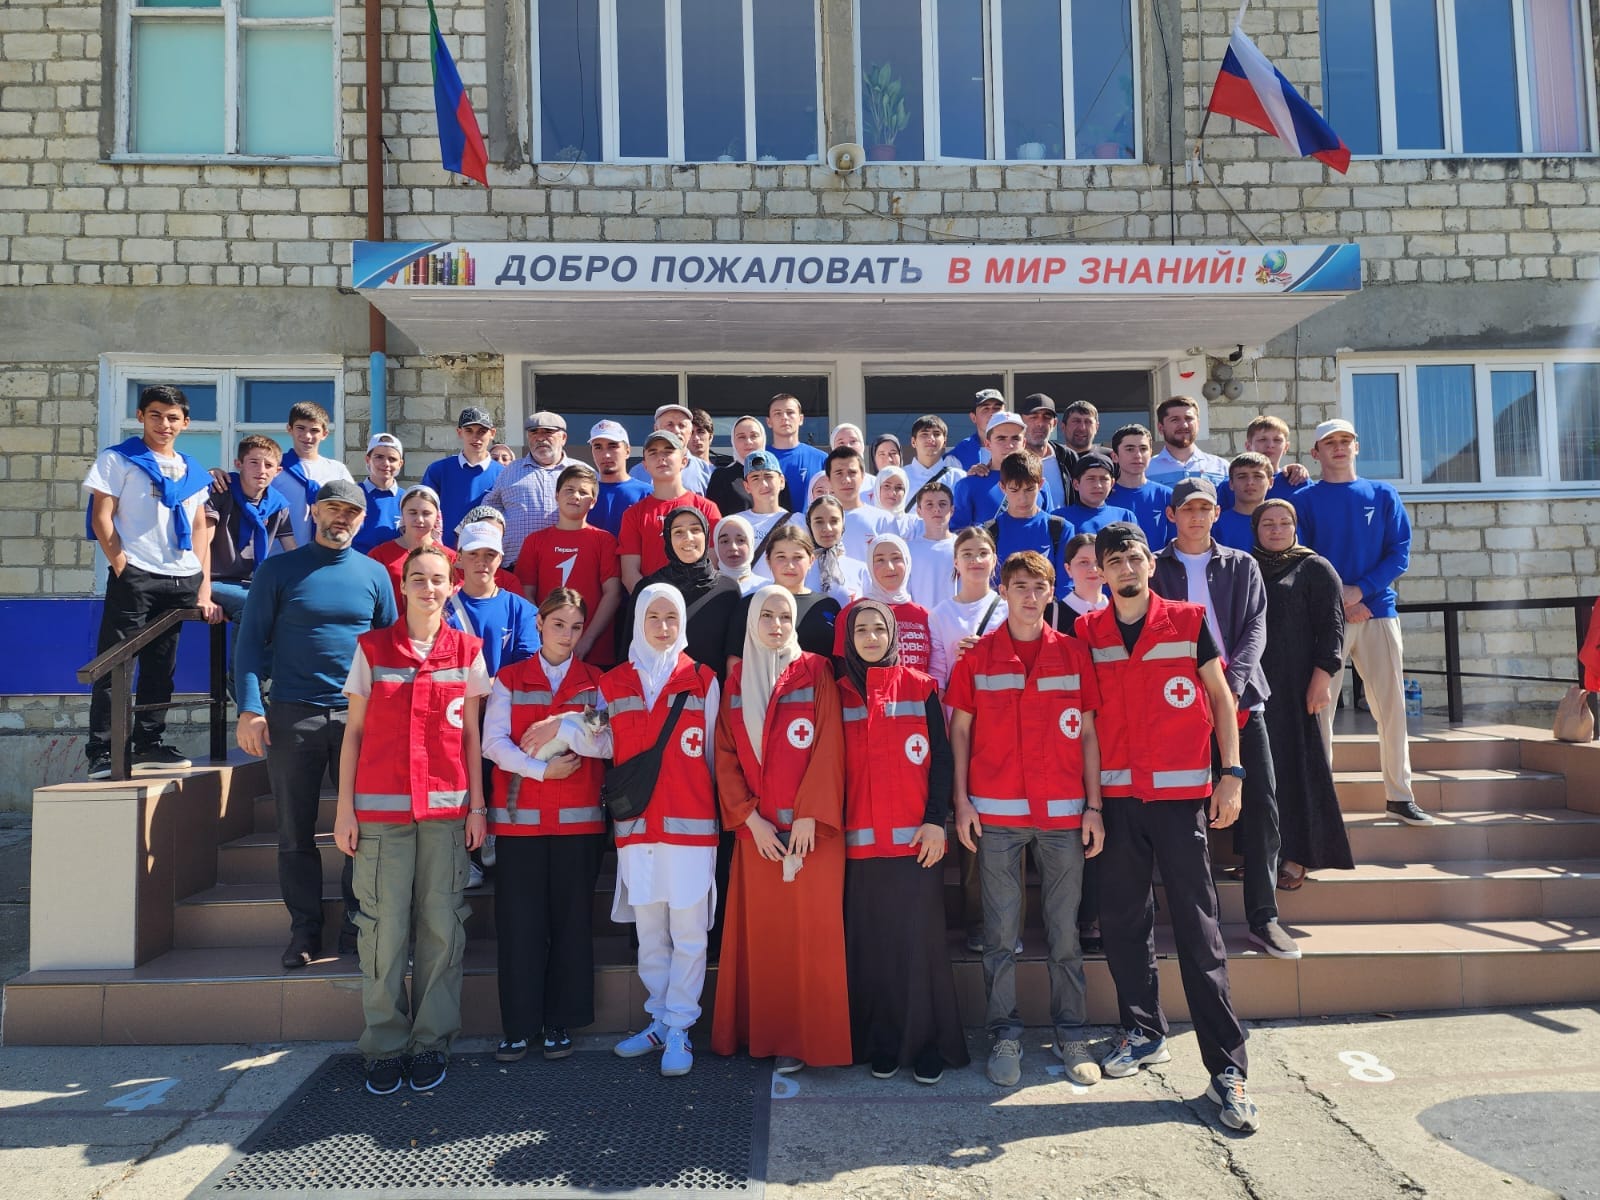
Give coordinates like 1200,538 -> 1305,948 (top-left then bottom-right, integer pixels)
421,407 -> 503,549
951,387 -> 1008,471
483,410 -> 583,568
630,403 -> 713,494
235,479 -> 398,970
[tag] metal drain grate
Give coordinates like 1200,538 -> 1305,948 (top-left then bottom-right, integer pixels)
192,1051 -> 770,1199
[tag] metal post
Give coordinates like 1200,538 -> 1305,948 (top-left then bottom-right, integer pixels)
1442,609 -> 1464,724
110,661 -> 132,781
209,620 -> 228,763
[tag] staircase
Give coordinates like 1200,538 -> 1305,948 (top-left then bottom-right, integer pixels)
5,723 -> 1598,1044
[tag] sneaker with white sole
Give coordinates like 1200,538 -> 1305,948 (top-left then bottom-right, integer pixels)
774,1056 -> 804,1075
87,754 -> 113,781
986,1038 -> 1022,1087
1206,1066 -> 1260,1133
1054,1039 -> 1101,1085
1248,919 -> 1301,960
1386,799 -> 1436,826
494,1038 -> 528,1063
613,1019 -> 667,1058
660,1026 -> 693,1076
131,744 -> 191,772
1100,1029 -> 1171,1078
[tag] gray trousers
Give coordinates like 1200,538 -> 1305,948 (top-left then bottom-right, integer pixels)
979,824 -> 1088,1042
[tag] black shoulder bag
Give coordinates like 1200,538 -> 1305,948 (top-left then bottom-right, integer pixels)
601,690 -> 692,823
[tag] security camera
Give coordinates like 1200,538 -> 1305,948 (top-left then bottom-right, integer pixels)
827,143 -> 866,174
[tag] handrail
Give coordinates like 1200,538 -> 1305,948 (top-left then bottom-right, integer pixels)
1394,594 -> 1597,724
77,607 -> 230,782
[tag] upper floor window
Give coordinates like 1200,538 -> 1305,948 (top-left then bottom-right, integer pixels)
115,0 -> 339,161
1321,0 -> 1595,156
532,0 -> 822,163
1341,354 -> 1600,493
855,0 -> 1139,163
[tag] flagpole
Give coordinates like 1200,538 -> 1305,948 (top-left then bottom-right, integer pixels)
1192,0 -> 1250,173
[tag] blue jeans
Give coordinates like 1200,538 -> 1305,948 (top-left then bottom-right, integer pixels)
210,580 -> 250,702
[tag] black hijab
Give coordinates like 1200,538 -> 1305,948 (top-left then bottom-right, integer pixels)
1250,498 -> 1316,583
840,599 -> 899,698
655,506 -> 717,599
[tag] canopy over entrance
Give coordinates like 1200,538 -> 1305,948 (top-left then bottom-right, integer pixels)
353,241 -> 1360,358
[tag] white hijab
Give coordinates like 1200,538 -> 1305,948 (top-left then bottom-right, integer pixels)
874,466 -> 910,512
740,585 -> 801,763
866,533 -> 913,605
715,514 -> 757,590
628,583 -> 688,710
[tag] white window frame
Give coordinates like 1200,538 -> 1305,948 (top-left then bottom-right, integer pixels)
1339,351 -> 1600,497
113,0 -> 341,165
1359,0 -> 1598,158
529,0 -> 826,164
852,0 -> 1142,164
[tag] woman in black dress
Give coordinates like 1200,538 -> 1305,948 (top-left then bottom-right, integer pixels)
623,506 -> 743,680
1253,499 -> 1354,888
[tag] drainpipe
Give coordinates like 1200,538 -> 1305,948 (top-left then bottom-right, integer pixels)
365,0 -> 388,433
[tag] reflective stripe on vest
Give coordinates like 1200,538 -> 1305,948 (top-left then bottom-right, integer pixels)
1101,768 -> 1133,787
510,688 -> 554,705
680,695 -> 706,711
882,700 -> 924,718
428,789 -> 467,810
1047,797 -> 1086,818
431,667 -> 472,682
971,795 -> 1031,817
371,666 -> 416,684
560,806 -> 605,824
845,825 -> 919,847
1034,673 -> 1080,692
354,792 -> 411,812
490,806 -> 539,825
662,816 -> 717,837
608,695 -> 646,715
727,694 -> 743,709
842,705 -> 868,723
974,672 -> 1025,691
1153,767 -> 1212,789
778,688 -> 815,703
1142,640 -> 1199,661
1091,645 -> 1130,663
614,817 -> 647,837
775,808 -> 795,824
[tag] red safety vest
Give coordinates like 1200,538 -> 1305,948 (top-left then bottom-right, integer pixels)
601,655 -> 719,848
958,623 -> 1093,830
724,653 -> 832,839
488,654 -> 606,836
1081,593 -> 1214,801
352,620 -> 482,824
839,665 -> 936,860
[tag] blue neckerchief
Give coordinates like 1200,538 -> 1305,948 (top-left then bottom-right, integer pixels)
279,449 -> 320,505
85,436 -> 211,551
228,473 -> 289,565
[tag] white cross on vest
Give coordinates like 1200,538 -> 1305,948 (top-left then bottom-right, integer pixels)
1163,675 -> 1197,709
679,725 -> 705,757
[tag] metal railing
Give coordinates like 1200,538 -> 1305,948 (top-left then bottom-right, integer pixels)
1394,594 -> 1597,724
76,608 -> 229,781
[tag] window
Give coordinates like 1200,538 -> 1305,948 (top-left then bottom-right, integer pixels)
855,0 -> 1138,163
101,357 -> 345,472
1340,355 -> 1600,492
116,0 -> 340,161
864,368 -> 1150,446
531,0 -> 822,163
1320,0 -> 1596,156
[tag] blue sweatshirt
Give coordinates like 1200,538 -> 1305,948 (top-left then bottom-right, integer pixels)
419,455 -> 504,548
768,443 -> 828,506
445,587 -> 540,676
1109,481 -> 1174,549
1296,478 -> 1410,619
950,433 -> 986,471
1216,470 -> 1307,511
1213,508 -> 1257,552
1054,502 -> 1138,535
952,475 -> 1058,531
353,480 -> 402,554
235,542 -> 398,714
591,478 -> 651,538
990,509 -> 1074,598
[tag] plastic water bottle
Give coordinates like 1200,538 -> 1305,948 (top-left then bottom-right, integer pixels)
1404,679 -> 1423,723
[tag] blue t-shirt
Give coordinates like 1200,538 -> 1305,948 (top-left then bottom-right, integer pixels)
445,587 -> 540,676
1296,478 -> 1411,619
353,480 -> 402,554
950,433 -> 987,471
1109,481 -> 1174,550
768,443 -> 828,507
1216,470 -> 1307,511
591,478 -> 651,538
1055,502 -> 1139,535
419,456 -> 504,548
1213,508 -> 1257,552
990,510 -> 1074,598
952,475 -> 1058,531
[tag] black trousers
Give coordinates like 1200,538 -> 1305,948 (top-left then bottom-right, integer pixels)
87,565 -> 201,758
1098,795 -> 1248,1080
493,832 -> 605,1040
1215,710 -> 1281,928
268,701 -> 357,942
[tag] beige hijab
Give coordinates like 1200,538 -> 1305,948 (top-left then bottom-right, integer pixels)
740,585 -> 801,763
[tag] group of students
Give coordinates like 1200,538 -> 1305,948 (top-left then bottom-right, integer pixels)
82,383 -> 1431,1140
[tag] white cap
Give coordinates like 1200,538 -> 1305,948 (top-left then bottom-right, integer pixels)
457,521 -> 504,555
985,410 -> 1026,435
366,432 -> 404,454
589,419 -> 629,444
654,403 -> 693,421
1313,418 -> 1357,445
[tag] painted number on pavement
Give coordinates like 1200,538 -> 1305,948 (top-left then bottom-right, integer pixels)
1338,1050 -> 1395,1083
105,1078 -> 180,1112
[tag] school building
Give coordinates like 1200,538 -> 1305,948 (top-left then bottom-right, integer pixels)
2,0 -> 1598,805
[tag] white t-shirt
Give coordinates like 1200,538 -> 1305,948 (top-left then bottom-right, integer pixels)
903,457 -> 966,498
343,642 -> 493,699
1175,547 -> 1225,650
83,446 -> 208,576
906,533 -> 957,613
928,591 -> 1009,690
271,455 -> 355,546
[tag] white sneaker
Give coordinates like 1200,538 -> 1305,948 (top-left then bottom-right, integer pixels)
613,1019 -> 667,1058
660,1026 -> 694,1077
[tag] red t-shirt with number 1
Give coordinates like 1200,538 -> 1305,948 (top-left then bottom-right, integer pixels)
514,524 -> 622,666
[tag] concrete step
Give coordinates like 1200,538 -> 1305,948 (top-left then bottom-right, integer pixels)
1343,809 -> 1600,863
1331,768 -> 1565,812
1330,730 -> 1522,774
9,918 -> 1598,1044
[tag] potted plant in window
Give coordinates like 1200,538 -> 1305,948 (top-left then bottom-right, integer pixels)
862,61 -> 909,161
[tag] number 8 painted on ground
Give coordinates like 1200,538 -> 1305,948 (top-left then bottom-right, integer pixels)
1338,1050 -> 1396,1083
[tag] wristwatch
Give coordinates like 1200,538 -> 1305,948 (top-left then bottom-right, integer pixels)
469,806 -> 488,815
1221,765 -> 1246,780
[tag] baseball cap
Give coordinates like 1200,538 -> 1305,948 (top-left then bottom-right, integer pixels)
525,410 -> 567,432
644,429 -> 685,451
1313,418 -> 1357,445
1019,393 -> 1057,415
457,406 -> 495,429
972,388 -> 1005,410
1170,478 -> 1219,509
588,418 -> 628,443
654,403 -> 693,422
743,450 -> 782,477
366,432 -> 404,454
1095,521 -> 1148,558
985,411 -> 1026,435
315,479 -> 367,510
457,521 -> 504,555
1070,451 -> 1117,479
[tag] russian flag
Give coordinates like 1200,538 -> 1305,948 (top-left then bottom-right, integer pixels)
1207,24 -> 1350,174
427,0 -> 489,186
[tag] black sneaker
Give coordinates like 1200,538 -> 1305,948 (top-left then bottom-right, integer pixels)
869,1057 -> 899,1080
1247,920 -> 1302,960
542,1027 -> 574,1060
280,934 -> 316,970
365,1057 -> 405,1095
912,1047 -> 944,1086
409,1050 -> 447,1091
131,744 -> 191,772
1387,800 -> 1436,826
495,1038 -> 528,1063
87,754 -> 113,781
